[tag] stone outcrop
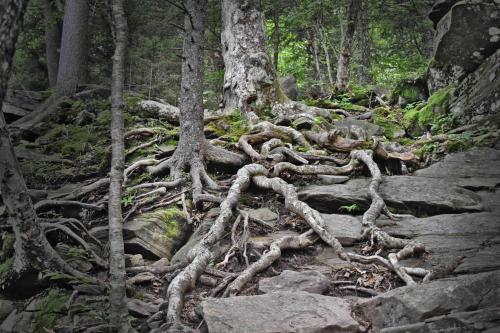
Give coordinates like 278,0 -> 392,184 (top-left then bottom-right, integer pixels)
428,0 -> 500,92
356,270 -> 500,332
279,75 -> 298,100
201,291 -> 360,333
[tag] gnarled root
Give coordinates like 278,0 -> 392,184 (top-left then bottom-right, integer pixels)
223,229 -> 317,296
305,130 -> 365,152
160,164 -> 267,331
347,150 -> 426,285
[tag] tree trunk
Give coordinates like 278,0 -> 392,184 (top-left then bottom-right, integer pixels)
44,0 -> 62,88
355,0 -> 372,85
336,0 -> 361,92
108,0 -> 129,331
272,5 -> 280,71
56,0 -> 89,96
1,0 -> 89,297
318,27 -> 334,86
310,29 -> 325,85
221,0 -> 283,121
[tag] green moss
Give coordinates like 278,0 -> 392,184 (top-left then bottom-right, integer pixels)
373,107 -> 403,139
144,207 -> 186,238
403,87 -> 454,135
0,258 -> 14,278
206,109 -> 248,142
32,289 -> 70,333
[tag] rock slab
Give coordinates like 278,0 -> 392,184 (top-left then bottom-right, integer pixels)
258,270 -> 330,294
202,291 -> 360,333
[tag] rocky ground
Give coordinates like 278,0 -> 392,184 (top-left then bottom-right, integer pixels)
1,82 -> 500,333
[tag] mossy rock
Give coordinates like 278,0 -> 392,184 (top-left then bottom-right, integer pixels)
373,107 -> 404,139
123,207 -> 192,260
391,78 -> 429,106
403,87 -> 454,136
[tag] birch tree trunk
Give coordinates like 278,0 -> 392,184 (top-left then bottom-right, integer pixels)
336,0 -> 361,92
108,0 -> 129,330
56,0 -> 89,96
44,0 -> 61,88
221,0 -> 284,121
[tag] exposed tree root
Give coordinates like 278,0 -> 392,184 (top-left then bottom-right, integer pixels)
34,200 -> 104,213
223,229 -> 317,296
270,158 -> 358,177
346,150 -> 426,285
305,130 -> 365,152
339,285 -> 378,296
59,178 -> 110,201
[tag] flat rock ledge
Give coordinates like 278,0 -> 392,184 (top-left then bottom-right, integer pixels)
201,291 -> 360,333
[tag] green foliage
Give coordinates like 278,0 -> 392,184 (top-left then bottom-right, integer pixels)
0,258 -> 14,278
122,193 -> 135,207
33,289 -> 70,333
339,203 -> 360,213
403,87 -> 454,135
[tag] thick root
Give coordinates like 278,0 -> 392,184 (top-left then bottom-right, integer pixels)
223,229 -> 317,296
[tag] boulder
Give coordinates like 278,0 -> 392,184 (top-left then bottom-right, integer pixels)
127,299 -> 159,318
428,0 -> 459,28
170,219 -> 212,264
448,49 -> 500,123
0,300 -> 14,322
123,208 -> 191,260
258,270 -> 331,294
317,175 -> 350,185
334,119 -> 384,140
248,230 -> 301,250
246,207 -> 278,227
299,176 -> 483,216
279,75 -> 298,100
428,0 -> 500,92
201,291 -> 360,333
356,270 -> 500,332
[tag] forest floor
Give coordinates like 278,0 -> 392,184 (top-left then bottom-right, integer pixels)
1,87 -> 500,332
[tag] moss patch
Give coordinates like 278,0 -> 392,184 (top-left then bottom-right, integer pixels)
373,106 -> 404,139
32,289 -> 70,333
403,87 -> 454,135
143,207 -> 186,238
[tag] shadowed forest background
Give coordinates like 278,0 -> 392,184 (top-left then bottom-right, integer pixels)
0,0 -> 499,332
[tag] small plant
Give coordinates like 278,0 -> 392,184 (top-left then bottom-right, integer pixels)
121,193 -> 135,207
339,203 -> 360,213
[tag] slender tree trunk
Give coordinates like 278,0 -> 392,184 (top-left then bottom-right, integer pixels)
56,0 -> 89,96
108,0 -> 129,331
272,5 -> 280,71
44,0 -> 61,88
1,0 -> 89,296
318,27 -> 334,86
336,0 -> 361,92
308,28 -> 326,86
355,0 -> 372,85
221,0 -> 283,120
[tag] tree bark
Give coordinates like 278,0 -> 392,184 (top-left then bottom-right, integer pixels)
336,0 -> 361,92
108,0 -> 129,331
44,0 -> 62,88
56,0 -> 89,96
1,0 -> 90,296
272,3 -> 280,71
310,29 -> 325,85
221,0 -> 284,120
318,27 -> 334,86
355,0 -> 372,85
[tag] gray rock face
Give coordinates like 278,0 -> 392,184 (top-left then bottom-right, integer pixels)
433,0 -> 500,74
170,219 -> 212,264
279,75 -> 298,100
258,270 -> 330,294
317,175 -> 350,185
380,212 -> 500,273
356,270 -> 500,332
428,0 -> 459,27
449,50 -> 500,124
246,207 -> 278,227
322,214 -> 362,245
414,147 -> 500,189
299,176 -> 483,216
202,291 -> 360,333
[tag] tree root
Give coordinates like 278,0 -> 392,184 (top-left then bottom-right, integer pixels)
34,200 -> 104,213
346,150 -> 426,285
305,130 -> 365,152
223,229 -> 317,296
